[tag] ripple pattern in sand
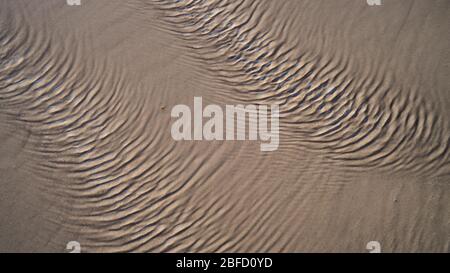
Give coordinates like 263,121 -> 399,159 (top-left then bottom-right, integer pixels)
142,0 -> 450,175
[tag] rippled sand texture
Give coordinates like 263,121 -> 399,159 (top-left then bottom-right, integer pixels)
0,0 -> 449,252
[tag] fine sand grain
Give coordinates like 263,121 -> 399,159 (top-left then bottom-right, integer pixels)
0,0 -> 449,252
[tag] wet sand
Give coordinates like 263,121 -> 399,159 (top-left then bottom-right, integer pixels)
0,0 -> 449,252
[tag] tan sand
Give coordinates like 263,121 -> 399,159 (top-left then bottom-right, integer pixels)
0,0 -> 449,252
